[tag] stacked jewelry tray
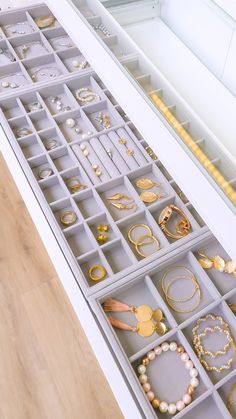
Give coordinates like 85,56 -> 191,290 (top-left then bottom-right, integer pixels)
0,3 -> 236,419
90,234 -> 236,418
0,65 -> 209,296
0,3 -> 91,93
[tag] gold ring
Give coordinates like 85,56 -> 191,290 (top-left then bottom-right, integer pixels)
66,178 -> 86,192
89,265 -> 107,281
135,234 -> 160,257
158,205 -> 191,240
128,223 -> 152,245
60,210 -> 77,226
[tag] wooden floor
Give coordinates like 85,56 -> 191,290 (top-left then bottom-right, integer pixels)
0,153 -> 123,419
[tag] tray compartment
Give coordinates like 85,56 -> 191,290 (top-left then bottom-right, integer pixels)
23,53 -> 67,82
8,115 -> 34,138
78,249 -> 112,286
54,109 -> 95,143
102,239 -> 134,274
44,27 -> 75,51
65,223 -> 95,257
0,62 -> 30,92
67,74 -> 104,106
17,134 -> 44,159
84,99 -> 123,132
37,127 -> 66,151
29,109 -> 53,132
39,83 -> 78,115
0,39 -> 17,65
28,5 -> 60,31
73,188 -> 104,219
50,197 -> 81,231
10,31 -> 52,60
39,175 -> 66,203
48,146 -> 76,172
57,47 -> 90,73
28,153 -> 54,181
1,97 -> 23,119
0,10 -> 37,38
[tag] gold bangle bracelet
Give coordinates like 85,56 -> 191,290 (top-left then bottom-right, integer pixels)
135,234 -> 160,258
88,265 -> 107,281
158,205 -> 191,240
128,223 -> 152,245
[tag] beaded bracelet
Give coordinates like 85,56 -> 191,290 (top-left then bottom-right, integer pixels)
137,341 -> 199,415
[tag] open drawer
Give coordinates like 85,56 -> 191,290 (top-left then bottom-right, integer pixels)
45,0 -> 236,260
0,3 -> 235,419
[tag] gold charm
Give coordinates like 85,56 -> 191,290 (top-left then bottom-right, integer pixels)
152,308 -> 163,322
110,202 -> 136,210
107,193 -> 133,201
197,250 -> 236,277
126,148 -> 134,156
198,257 -> 213,269
136,178 -> 159,190
35,15 -> 55,28
96,233 -> 107,244
136,320 -> 156,337
134,305 -> 153,322
118,138 -> 127,145
97,224 -> 109,232
140,191 -> 164,203
213,255 -> 225,272
155,321 -> 167,336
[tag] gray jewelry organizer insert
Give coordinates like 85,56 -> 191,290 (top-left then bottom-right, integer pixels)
90,234 -> 236,418
0,3 -> 235,419
0,4 -> 90,93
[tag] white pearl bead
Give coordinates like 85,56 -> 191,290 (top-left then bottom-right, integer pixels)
142,382 -> 151,393
169,342 -> 177,351
190,377 -> 199,387
181,352 -> 189,362
183,393 -> 191,405
147,391 -> 155,401
168,403 -> 177,414
189,368 -> 198,378
81,133 -> 89,140
139,374 -> 147,384
66,118 -> 76,128
154,346 -> 162,355
72,59 -> 80,67
2,81 -> 9,88
176,400 -> 185,411
159,401 -> 168,413
75,127 -> 81,133
137,365 -> 146,375
147,351 -> 155,361
185,360 -> 193,370
161,342 -> 169,352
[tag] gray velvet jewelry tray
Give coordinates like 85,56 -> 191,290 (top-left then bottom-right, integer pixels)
0,4 -> 91,93
0,4 -> 235,419
0,70 -> 208,297
90,233 -> 236,418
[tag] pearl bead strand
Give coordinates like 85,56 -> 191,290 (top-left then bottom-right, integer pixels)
137,341 -> 199,415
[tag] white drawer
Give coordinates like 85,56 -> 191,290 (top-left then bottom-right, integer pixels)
0,3 -> 235,419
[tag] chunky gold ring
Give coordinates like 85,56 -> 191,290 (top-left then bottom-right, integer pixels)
60,210 -> 77,226
128,223 -> 152,245
89,265 -> 107,281
135,234 -> 160,258
158,205 -> 191,240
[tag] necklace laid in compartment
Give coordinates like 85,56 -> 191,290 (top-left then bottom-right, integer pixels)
51,35 -> 74,50
32,66 -> 62,82
4,21 -> 35,36
19,41 -> 49,59
0,47 -> 15,63
76,87 -> 100,104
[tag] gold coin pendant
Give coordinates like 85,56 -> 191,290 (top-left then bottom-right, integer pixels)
135,304 -> 153,322
137,320 -> 155,337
